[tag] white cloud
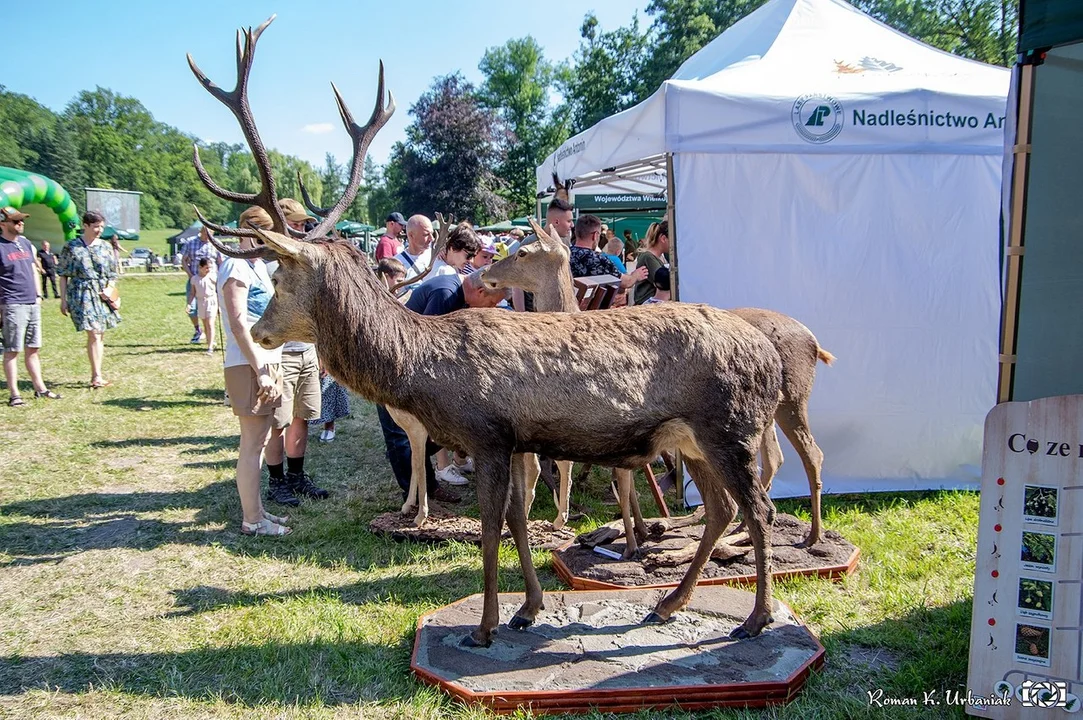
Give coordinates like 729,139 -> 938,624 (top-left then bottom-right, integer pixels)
302,123 -> 334,135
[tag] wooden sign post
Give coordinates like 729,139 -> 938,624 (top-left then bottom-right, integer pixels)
968,395 -> 1083,718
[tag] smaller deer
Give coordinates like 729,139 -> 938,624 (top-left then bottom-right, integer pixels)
482,220 -> 835,549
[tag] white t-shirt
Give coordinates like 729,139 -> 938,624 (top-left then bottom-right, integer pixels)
424,257 -> 459,281
217,256 -> 283,368
394,247 -> 432,289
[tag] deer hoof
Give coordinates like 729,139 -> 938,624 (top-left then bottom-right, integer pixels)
795,533 -> 819,549
400,502 -> 416,515
552,516 -> 566,531
460,632 -> 493,648
622,547 -> 641,561
509,615 -> 534,631
731,614 -> 773,639
643,611 -> 674,625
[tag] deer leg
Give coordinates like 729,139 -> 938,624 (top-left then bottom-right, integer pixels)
462,450 -> 516,648
646,458 -> 736,623
401,415 -> 430,528
776,402 -> 824,548
759,424 -> 783,495
716,434 -> 778,639
507,455 -> 544,630
615,468 -> 644,559
520,453 -> 541,518
553,460 -> 573,530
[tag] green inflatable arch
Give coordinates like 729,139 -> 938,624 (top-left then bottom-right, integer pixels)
0,166 -> 79,244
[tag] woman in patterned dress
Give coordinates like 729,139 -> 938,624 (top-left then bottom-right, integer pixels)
59,211 -> 121,388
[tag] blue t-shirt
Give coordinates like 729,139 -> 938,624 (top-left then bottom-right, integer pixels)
404,273 -> 466,316
0,235 -> 38,304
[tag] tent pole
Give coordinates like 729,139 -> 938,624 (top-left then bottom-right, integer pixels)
665,152 -> 684,507
998,63 -> 1036,404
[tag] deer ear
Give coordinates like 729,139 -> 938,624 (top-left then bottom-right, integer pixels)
253,228 -> 305,259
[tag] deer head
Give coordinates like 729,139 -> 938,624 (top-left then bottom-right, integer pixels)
551,171 -> 575,203
187,16 -> 394,346
481,217 -> 569,295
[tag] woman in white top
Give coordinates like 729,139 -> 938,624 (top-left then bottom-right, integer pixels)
423,223 -> 481,282
219,206 -> 289,536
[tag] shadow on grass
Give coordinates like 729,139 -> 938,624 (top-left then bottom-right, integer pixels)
0,639 -> 422,706
89,434 -> 238,453
791,598 -> 973,715
99,397 -> 220,411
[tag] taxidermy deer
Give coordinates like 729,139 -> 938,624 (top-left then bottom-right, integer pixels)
298,186 -> 455,529
483,220 -> 835,549
190,17 -> 785,648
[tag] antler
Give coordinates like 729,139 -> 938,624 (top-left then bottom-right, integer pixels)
298,171 -> 332,218
187,16 -> 290,238
307,72 -> 395,239
388,212 -> 454,294
187,17 -> 395,246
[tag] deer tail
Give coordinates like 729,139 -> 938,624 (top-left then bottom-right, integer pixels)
817,346 -> 836,366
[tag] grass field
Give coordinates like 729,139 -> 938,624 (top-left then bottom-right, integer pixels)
0,274 -> 980,719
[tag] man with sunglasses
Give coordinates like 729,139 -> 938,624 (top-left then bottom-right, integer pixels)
0,207 -> 61,406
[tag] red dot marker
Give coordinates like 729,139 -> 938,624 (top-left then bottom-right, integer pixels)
997,478 -> 1005,486
992,570 -> 999,578
989,618 -> 996,626
994,524 -> 1002,532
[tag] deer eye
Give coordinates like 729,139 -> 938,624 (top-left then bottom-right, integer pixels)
517,250 -> 526,258
271,278 -> 278,286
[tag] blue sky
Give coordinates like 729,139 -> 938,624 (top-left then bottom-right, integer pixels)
6,0 -> 651,168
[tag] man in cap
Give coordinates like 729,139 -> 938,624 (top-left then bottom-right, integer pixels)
278,198 -> 316,234
374,212 -> 407,261
0,207 -> 61,406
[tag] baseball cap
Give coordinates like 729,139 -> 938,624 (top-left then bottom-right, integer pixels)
278,198 -> 315,223
0,207 -> 29,222
387,212 -> 407,226
239,206 -> 274,231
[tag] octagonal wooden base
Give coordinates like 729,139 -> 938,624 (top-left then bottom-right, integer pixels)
411,586 -> 824,715
553,513 -> 860,591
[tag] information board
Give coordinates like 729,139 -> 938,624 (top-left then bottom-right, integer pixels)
968,395 -> 1083,717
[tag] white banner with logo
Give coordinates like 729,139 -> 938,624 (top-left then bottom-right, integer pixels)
674,150 -> 1002,497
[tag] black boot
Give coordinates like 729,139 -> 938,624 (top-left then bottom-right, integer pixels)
288,471 -> 329,500
267,477 -> 301,507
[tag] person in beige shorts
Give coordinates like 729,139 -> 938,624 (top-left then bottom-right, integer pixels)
218,206 -> 290,536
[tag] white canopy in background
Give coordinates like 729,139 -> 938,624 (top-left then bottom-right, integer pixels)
538,0 -> 1010,498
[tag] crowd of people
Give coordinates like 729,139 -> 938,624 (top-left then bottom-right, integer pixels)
0,194 -> 673,538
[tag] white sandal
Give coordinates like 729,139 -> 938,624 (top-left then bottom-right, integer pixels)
241,518 -> 291,536
263,511 -> 289,524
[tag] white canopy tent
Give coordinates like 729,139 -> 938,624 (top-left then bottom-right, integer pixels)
537,0 -> 1009,497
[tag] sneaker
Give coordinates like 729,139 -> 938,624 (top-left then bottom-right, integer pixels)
436,465 -> 470,486
431,486 -> 461,504
320,429 -> 336,443
189,330 -> 202,344
267,478 -> 300,507
454,456 -> 474,473
288,471 -> 329,500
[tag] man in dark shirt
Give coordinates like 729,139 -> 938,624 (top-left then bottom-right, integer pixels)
0,207 -> 60,406
377,271 -> 507,503
568,214 -> 646,305
36,240 -> 59,298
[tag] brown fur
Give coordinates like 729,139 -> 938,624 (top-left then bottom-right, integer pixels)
483,229 -> 835,547
191,25 -> 782,646
251,234 -> 783,647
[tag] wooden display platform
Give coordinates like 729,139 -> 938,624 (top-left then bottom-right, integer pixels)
552,513 -> 859,591
412,586 -> 824,715
369,508 -> 576,550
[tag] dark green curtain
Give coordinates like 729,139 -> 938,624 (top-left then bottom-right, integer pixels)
1021,0 -> 1083,52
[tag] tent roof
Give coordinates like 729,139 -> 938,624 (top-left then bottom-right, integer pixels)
537,0 -> 1010,194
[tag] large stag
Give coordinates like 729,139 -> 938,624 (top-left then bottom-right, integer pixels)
482,220 -> 835,549
191,18 -> 785,647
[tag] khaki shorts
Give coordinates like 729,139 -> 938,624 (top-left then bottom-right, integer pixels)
224,364 -> 283,417
274,347 -> 321,429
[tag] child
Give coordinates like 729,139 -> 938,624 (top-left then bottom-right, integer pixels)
195,257 -> 218,354
375,257 -> 406,291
